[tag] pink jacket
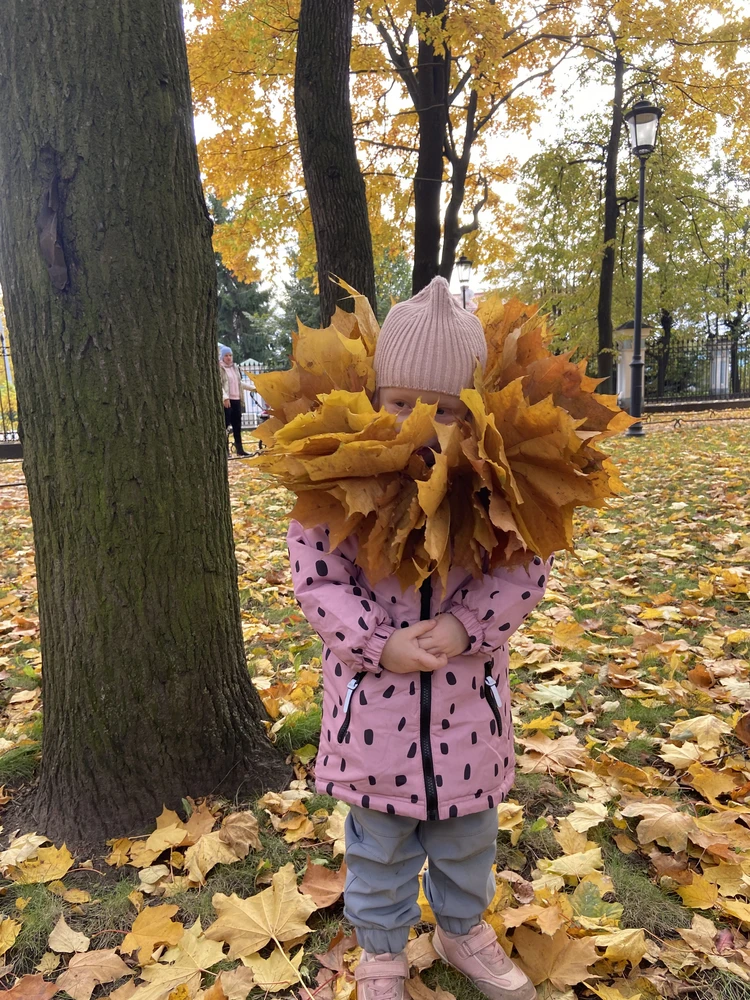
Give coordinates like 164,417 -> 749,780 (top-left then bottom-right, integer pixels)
288,521 -> 550,821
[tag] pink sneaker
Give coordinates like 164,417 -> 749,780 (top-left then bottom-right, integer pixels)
354,951 -> 409,1000
433,923 -> 536,1000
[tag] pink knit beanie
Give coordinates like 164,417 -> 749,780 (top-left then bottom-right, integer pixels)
374,276 -> 487,396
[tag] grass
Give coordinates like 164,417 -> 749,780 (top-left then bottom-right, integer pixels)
601,844 -> 690,935
0,742 -> 41,782
695,970 -> 750,1000
275,706 -> 322,751
3,883 -> 63,974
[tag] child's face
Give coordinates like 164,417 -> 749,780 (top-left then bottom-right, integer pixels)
377,386 -> 468,427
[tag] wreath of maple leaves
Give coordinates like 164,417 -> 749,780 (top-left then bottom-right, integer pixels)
252,281 -> 633,591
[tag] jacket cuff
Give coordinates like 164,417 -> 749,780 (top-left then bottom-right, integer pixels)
361,623 -> 396,672
446,605 -> 484,654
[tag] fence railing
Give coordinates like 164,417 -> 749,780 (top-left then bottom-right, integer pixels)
0,336 -> 18,445
237,360 -> 287,429
644,335 -> 750,403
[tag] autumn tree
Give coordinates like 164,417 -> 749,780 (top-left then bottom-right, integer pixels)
551,0 -> 750,390
186,1 -> 571,291
295,0 -> 377,324
0,0 -> 287,843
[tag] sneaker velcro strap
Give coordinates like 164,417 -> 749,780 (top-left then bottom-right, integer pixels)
355,958 -> 409,982
458,924 -> 502,959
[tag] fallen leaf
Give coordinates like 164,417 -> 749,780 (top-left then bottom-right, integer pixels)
565,801 -> 608,833
63,889 -> 92,905
205,863 -> 317,958
120,904 -> 184,965
677,875 -> 719,909
545,848 -> 603,880
735,713 -> 750,748
56,949 -> 132,1000
620,801 -> 698,852
669,715 -> 732,750
35,953 -> 60,975
0,833 -> 48,871
133,919 -> 225,1000
512,926 -> 598,989
0,915 -> 21,957
405,932 -> 439,971
215,966 -> 256,1000
7,844 -> 74,883
48,914 -> 90,953
3,975 -> 59,1000
241,946 -> 304,992
106,839 -> 133,868
300,861 -> 346,909
184,831 -> 241,885
219,812 -> 262,855
592,928 -> 648,965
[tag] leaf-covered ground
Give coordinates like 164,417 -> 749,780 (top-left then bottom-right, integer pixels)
0,417 -> 749,1000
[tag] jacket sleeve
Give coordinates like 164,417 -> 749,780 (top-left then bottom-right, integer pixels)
220,367 -> 229,402
287,521 -> 396,674
445,556 -> 553,655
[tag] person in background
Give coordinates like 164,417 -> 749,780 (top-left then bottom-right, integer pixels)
219,348 -> 253,457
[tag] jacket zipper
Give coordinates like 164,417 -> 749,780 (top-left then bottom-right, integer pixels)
336,672 -> 366,743
484,660 -> 503,737
420,578 -> 439,821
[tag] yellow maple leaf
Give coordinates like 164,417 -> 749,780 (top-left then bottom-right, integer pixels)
183,832 -> 241,886
0,915 -> 21,957
204,863 -> 316,958
544,848 -> 603,881
7,844 -> 74,884
620,801 -> 698,852
120,904 -> 184,965
592,928 -> 648,966
677,875 -> 719,909
512,926 -> 599,989
719,897 -> 750,927
106,838 -> 133,868
241,945 -> 304,992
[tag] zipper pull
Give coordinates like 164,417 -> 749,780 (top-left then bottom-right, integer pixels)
342,677 -> 359,714
485,675 -> 503,711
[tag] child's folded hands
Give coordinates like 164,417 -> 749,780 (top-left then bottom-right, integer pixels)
380,620 -> 449,673
416,613 -> 469,658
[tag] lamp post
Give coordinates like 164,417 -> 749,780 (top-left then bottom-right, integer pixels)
623,96 -> 662,437
456,254 -> 472,309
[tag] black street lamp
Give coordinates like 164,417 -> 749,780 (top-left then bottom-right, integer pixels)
456,254 -> 472,309
622,96 -> 662,436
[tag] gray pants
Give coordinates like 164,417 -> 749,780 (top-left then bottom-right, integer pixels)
344,805 -> 498,954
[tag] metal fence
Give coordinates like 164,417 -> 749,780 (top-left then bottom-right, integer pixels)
0,332 -> 18,445
644,335 -> 750,403
236,360 -> 286,429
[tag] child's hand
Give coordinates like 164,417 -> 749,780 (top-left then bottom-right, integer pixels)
417,614 -> 469,658
380,620 -> 448,673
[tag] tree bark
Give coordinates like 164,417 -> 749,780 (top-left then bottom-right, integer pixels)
295,0 -> 377,326
412,0 -> 449,294
0,0 -> 288,844
596,49 -> 625,393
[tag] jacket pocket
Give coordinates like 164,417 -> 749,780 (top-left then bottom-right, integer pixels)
483,661 -> 503,738
337,671 -> 367,743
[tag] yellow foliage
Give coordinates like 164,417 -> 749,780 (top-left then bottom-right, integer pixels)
253,290 -> 631,587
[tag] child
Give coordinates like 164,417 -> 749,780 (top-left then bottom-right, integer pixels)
288,277 -> 549,1000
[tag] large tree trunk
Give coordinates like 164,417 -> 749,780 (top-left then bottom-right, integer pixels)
596,49 -> 625,394
412,0 -> 449,294
0,0 -> 287,844
295,0 -> 377,326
